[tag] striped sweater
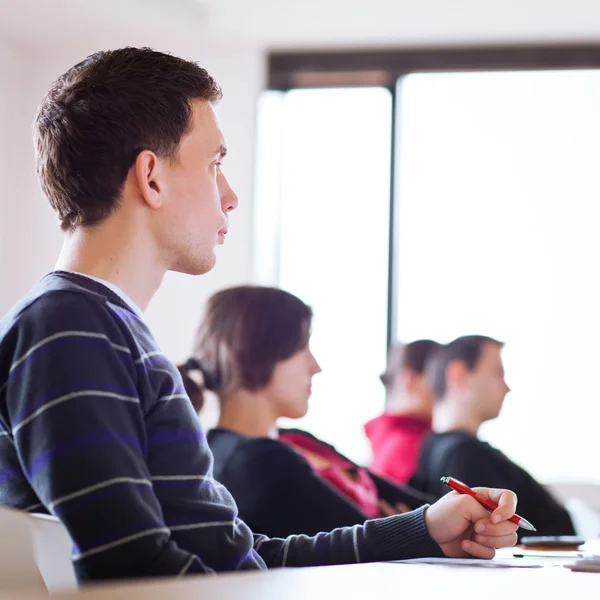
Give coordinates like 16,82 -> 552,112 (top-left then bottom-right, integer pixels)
0,272 -> 442,582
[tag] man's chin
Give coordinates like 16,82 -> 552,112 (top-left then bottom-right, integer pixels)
171,254 -> 216,276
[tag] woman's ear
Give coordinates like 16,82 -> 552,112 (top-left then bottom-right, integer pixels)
134,150 -> 164,209
402,369 -> 420,393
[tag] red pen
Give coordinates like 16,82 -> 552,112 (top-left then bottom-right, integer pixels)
441,476 -> 536,531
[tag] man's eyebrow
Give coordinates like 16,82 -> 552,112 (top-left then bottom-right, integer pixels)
215,145 -> 227,158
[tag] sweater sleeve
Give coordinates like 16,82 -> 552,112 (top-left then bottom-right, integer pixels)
3,294 -> 220,580
252,506 -> 444,567
438,440 -> 575,537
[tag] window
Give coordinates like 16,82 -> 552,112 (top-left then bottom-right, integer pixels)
255,87 -> 392,462
261,46 -> 600,482
396,69 -> 600,483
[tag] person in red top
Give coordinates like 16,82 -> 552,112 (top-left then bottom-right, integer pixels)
365,340 -> 441,485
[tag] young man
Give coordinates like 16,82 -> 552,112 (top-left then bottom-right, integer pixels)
0,48 -> 518,583
410,335 -> 575,537
365,340 -> 441,485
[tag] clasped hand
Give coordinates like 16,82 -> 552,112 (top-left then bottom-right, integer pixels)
424,488 -> 518,559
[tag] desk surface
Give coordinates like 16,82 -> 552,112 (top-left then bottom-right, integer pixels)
2,560 -> 597,600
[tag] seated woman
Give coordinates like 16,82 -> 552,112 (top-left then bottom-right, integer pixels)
364,339 -> 441,485
178,285 -> 437,539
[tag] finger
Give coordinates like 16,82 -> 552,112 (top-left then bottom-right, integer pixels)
474,532 -> 518,549
455,494 -> 498,524
461,539 -> 496,560
472,487 -> 517,523
474,519 -> 519,537
378,500 -> 397,517
395,502 -> 411,514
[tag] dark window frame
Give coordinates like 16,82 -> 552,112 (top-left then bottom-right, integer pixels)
267,44 -> 600,350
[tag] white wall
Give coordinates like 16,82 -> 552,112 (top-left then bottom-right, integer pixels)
0,45 -> 64,315
0,36 -> 265,363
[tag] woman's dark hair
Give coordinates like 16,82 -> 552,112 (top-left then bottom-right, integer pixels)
176,358 -> 205,413
179,286 -> 313,411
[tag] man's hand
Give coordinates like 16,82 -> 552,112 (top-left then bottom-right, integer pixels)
424,488 -> 518,559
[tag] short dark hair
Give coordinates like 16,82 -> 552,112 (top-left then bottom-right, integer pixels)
179,286 -> 313,411
34,47 -> 222,231
429,335 -> 504,400
380,339 -> 441,390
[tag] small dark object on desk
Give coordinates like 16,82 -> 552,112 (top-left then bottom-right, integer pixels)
519,535 -> 586,551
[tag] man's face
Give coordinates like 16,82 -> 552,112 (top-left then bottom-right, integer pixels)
155,100 -> 238,275
467,343 -> 510,421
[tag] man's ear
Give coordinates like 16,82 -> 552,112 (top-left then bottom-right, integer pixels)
134,150 -> 163,209
445,359 -> 468,391
403,369 -> 419,393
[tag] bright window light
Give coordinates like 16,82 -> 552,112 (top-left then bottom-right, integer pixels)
396,70 -> 600,484
256,87 -> 392,463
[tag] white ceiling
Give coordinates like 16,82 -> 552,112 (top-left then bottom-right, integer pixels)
2,0 -> 600,53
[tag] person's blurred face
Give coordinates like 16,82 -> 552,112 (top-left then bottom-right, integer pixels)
263,342 -> 322,420
466,342 -> 510,421
395,368 -> 435,415
412,371 -> 435,411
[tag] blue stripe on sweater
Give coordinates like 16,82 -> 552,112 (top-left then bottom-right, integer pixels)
26,432 -> 144,478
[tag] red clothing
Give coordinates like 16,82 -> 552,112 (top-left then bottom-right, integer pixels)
278,430 -> 380,519
364,414 -> 432,485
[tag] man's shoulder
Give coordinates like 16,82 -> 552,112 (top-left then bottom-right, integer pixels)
427,431 -> 487,455
0,273 -> 136,360
2,274 -> 108,331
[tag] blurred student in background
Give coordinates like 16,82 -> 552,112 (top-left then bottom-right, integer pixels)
410,335 -> 575,537
365,340 -> 440,485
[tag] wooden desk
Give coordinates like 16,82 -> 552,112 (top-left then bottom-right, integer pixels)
1,560 -> 596,600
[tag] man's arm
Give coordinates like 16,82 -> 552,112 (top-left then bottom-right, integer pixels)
252,508 -> 443,567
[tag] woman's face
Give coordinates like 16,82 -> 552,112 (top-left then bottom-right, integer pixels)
263,342 -> 322,420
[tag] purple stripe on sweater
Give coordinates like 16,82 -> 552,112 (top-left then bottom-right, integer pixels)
26,431 -> 143,479
107,304 -> 143,325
